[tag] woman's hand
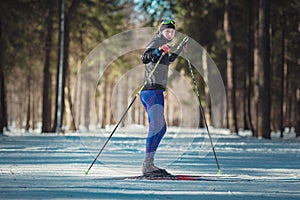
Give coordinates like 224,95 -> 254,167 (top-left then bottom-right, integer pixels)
159,44 -> 170,53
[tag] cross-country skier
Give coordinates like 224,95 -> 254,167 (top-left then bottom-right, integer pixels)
140,18 -> 187,177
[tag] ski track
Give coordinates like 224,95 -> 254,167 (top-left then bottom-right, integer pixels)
0,129 -> 299,199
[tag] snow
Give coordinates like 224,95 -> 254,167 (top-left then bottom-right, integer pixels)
0,127 -> 299,199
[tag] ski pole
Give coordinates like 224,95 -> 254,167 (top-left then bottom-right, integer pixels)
185,50 -> 222,174
85,52 -> 166,176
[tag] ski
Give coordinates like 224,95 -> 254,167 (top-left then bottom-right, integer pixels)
122,174 -> 217,181
94,174 -> 250,182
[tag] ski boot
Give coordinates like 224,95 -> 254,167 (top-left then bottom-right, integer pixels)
142,158 -> 171,178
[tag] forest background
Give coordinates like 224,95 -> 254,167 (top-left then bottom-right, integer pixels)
0,0 -> 299,139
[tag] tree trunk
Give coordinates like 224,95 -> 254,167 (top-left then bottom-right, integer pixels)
243,80 -> 248,130
66,83 -> 76,131
202,49 -> 211,127
53,0 -> 79,132
279,14 -> 286,138
75,60 -> 82,129
117,76 -> 124,127
98,52 -> 104,127
0,16 -> 8,134
52,0 -> 63,131
224,0 -> 238,134
102,79 -> 113,127
166,91 -> 171,126
284,60 -> 291,129
25,75 -> 31,131
108,81 -> 113,125
245,0 -> 255,133
126,75 -> 132,125
32,77 -> 36,130
101,80 -> 107,128
42,4 -> 53,133
294,43 -> 300,136
131,94 -> 136,125
257,0 -> 271,139
0,66 -> 6,134
253,0 -> 259,137
296,86 -> 300,137
63,0 -> 79,131
84,89 -> 90,130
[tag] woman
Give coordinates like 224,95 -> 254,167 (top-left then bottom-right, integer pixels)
140,18 -> 187,177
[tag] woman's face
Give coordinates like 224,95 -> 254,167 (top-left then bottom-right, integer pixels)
162,28 -> 175,40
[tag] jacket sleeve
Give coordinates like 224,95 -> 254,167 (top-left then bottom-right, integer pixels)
141,48 -> 162,64
169,53 -> 178,63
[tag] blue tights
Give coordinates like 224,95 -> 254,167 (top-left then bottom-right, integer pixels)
140,90 -> 166,159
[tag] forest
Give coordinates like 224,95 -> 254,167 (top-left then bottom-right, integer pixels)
0,0 -> 299,138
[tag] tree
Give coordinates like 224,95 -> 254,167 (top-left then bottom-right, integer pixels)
173,0 -> 224,128
296,87 -> 300,137
0,15 -> 8,134
245,0 -> 255,134
279,5 -> 287,137
0,1 -> 39,132
42,2 -> 54,133
2,0 -> 299,137
53,0 -> 80,132
224,0 -> 238,134
257,0 -> 270,138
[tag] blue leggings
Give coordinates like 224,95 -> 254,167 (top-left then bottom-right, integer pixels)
140,90 -> 167,159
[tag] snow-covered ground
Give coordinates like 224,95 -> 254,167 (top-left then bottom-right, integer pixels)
0,127 -> 299,199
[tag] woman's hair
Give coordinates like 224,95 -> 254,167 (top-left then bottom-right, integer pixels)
157,18 -> 165,32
